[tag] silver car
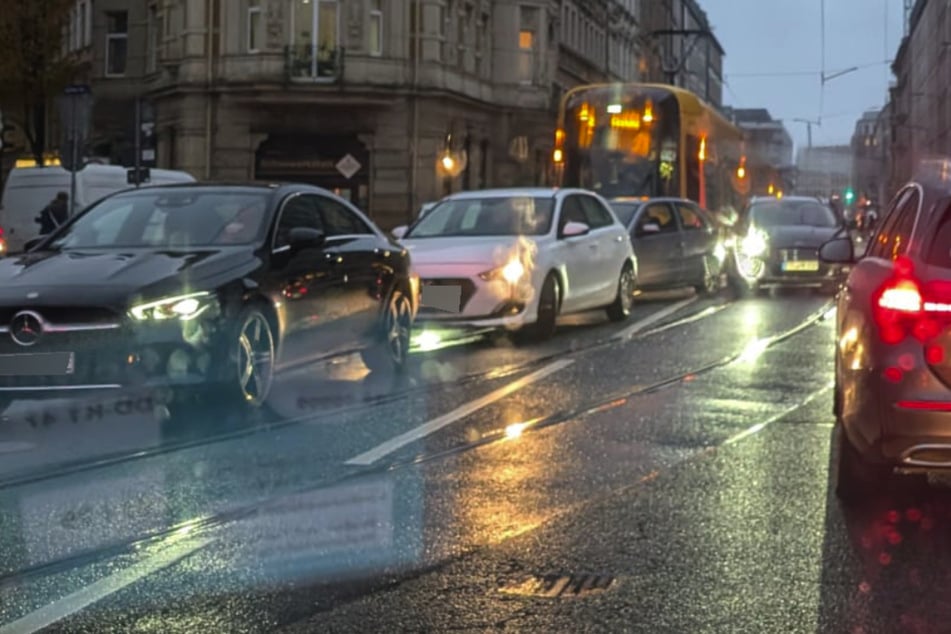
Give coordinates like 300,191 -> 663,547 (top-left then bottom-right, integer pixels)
821,180 -> 951,501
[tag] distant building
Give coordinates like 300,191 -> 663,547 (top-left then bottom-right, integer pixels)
889,0 -> 950,194
796,145 -> 852,198
851,109 -> 886,205
725,107 -> 794,195
639,0 -> 724,108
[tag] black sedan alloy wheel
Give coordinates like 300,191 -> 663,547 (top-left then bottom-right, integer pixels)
233,308 -> 276,407
361,290 -> 412,373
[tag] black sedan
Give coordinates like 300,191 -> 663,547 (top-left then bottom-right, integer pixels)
729,196 -> 847,295
0,183 -> 417,410
609,197 -> 725,295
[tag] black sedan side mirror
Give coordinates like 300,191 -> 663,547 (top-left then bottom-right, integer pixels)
288,227 -> 326,250
819,237 -> 855,264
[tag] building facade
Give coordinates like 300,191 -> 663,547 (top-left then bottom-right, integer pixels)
62,0 -> 723,228
888,0 -> 951,194
795,145 -> 852,198
639,0 -> 723,108
850,108 -> 886,205
725,108 -> 794,195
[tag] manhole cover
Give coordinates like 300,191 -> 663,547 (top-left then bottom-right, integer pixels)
498,573 -> 616,598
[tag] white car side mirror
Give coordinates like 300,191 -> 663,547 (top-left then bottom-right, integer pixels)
391,225 -> 408,239
562,221 -> 590,238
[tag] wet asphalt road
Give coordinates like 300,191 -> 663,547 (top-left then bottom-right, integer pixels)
3,282 -> 941,633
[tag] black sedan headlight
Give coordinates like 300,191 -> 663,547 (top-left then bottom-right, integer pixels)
739,228 -> 769,258
129,291 -> 220,321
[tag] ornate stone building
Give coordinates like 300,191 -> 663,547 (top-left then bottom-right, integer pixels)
65,0 -> 723,227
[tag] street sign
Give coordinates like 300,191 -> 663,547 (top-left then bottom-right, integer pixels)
64,84 -> 91,95
57,85 -> 93,173
127,167 -> 150,185
336,154 -> 361,179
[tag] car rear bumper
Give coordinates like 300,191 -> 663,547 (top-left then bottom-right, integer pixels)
844,355 -> 951,469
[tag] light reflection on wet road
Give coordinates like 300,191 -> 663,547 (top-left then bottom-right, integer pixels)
3,287 -> 936,633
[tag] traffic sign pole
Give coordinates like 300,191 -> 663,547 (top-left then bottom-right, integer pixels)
69,99 -> 78,216
133,98 -> 141,187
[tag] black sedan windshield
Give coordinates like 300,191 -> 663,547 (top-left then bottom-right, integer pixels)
407,197 -> 555,237
749,200 -> 838,228
50,189 -> 272,249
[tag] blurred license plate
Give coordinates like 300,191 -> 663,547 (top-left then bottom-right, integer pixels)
421,284 -> 462,313
0,352 -> 75,376
783,260 -> 820,272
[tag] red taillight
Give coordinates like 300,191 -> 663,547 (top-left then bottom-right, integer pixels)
878,280 -> 922,313
875,275 -> 951,345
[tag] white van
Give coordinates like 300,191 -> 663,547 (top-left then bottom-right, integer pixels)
0,164 -> 195,252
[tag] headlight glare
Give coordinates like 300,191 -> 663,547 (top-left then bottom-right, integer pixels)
741,230 -> 769,258
130,292 -> 216,321
480,257 -> 527,283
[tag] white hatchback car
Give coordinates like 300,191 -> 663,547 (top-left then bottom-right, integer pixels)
392,188 -> 637,340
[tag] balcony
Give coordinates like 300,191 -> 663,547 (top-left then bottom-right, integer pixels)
286,45 -> 344,83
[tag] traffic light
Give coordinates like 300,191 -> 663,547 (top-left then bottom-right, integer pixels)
844,188 -> 855,204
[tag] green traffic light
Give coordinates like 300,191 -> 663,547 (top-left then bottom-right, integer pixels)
845,189 -> 855,202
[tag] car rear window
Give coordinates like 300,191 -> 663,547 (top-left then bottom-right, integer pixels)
609,202 -> 640,226
926,201 -> 951,267
748,200 -> 838,228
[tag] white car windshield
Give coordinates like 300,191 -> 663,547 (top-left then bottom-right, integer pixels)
407,197 -> 555,237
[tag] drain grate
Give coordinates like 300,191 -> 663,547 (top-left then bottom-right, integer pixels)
498,573 -> 616,598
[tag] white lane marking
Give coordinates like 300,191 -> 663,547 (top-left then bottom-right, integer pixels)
723,384 -> 832,446
616,297 -> 698,340
0,537 -> 213,634
0,442 -> 36,455
639,305 -> 726,338
345,359 -> 574,466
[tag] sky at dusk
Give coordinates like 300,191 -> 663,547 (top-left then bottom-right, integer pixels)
704,0 -> 905,153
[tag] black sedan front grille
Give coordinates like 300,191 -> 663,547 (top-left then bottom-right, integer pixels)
0,306 -> 120,326
0,329 -> 133,387
778,248 -> 819,262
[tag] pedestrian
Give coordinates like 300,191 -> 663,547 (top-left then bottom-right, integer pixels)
35,192 -> 69,235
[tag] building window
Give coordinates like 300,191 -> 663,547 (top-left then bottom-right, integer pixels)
105,11 -> 128,77
145,4 -> 162,73
290,0 -> 341,80
78,2 -> 88,48
248,0 -> 263,52
369,0 -> 383,56
518,6 -> 539,85
475,11 -> 489,77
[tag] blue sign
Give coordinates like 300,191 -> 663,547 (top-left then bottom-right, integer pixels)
64,84 -> 91,96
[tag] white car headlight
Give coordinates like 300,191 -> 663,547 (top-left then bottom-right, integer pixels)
480,257 -> 526,284
130,292 -> 217,321
740,229 -> 769,258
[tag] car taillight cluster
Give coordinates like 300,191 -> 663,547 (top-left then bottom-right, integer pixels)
874,262 -> 951,349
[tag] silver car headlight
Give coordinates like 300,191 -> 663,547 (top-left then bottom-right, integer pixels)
130,291 -> 218,321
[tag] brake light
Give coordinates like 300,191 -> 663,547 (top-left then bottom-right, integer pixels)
874,269 -> 951,344
878,280 -> 922,313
